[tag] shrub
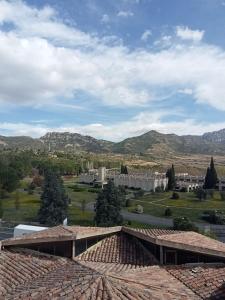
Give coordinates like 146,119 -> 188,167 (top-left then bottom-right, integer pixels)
88,188 -> 100,193
134,189 -> 145,198
28,189 -> 34,195
135,205 -> 144,214
171,192 -> 179,199
68,185 -> 85,192
173,217 -> 198,232
155,186 -> 163,193
29,182 -> 36,191
32,176 -> 43,187
180,187 -> 187,192
202,210 -> 225,225
165,207 -> 172,216
125,198 -> 133,207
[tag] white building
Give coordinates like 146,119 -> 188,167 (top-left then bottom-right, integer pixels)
79,168 -> 168,192
14,224 -> 48,237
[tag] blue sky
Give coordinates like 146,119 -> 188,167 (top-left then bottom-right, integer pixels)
1,0 -> 225,141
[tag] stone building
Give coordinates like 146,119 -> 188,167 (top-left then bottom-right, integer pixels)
80,168 -> 168,192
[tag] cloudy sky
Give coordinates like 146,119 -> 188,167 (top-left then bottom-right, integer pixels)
1,0 -> 225,141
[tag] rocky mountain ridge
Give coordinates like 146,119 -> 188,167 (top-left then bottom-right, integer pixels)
1,129 -> 225,156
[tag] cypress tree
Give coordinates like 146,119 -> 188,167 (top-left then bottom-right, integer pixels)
121,165 -> 128,174
94,180 -> 123,226
210,157 -> 218,188
38,169 -> 69,226
204,157 -> 218,189
166,164 -> 176,190
204,167 -> 211,189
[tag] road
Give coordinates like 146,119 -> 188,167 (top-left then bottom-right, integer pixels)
0,227 -> 14,240
86,202 -> 225,241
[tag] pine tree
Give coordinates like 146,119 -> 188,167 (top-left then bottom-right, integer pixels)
38,169 -> 69,226
94,180 -> 123,226
204,157 -> 218,189
121,165 -> 128,174
166,164 -> 176,190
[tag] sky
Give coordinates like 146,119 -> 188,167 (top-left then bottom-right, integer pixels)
1,0 -> 225,141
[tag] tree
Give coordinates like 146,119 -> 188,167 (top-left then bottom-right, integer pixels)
94,180 -> 123,226
121,165 -> 128,174
166,164 -> 176,190
204,157 -> 218,189
165,207 -> 172,216
171,192 -> 179,199
0,166 -> 19,193
32,175 -> 43,187
173,217 -> 198,232
38,169 -> 69,226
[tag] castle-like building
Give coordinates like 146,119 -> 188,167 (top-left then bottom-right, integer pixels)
80,167 -> 225,192
79,167 -> 168,192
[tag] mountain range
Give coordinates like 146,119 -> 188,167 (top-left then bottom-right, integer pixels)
1,129 -> 225,156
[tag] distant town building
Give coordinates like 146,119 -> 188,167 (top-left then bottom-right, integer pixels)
79,168 -> 168,191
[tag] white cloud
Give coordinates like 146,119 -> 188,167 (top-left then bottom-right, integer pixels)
141,29 -> 152,41
0,0 -> 98,47
176,26 -> 204,42
2,112 -> 225,141
117,10 -> 134,17
0,1 -> 225,115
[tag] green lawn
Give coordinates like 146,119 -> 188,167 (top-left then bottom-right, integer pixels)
128,191 -> 225,222
1,178 -> 97,226
2,191 -> 40,223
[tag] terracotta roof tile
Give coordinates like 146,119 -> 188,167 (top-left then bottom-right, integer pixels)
157,232 -> 225,258
0,248 -> 67,297
167,263 -> 225,299
123,227 -> 182,239
2,225 -> 121,246
3,257 -> 199,299
123,227 -> 225,259
77,232 -> 158,265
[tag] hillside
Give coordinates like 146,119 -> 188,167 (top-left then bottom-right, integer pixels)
112,130 -> 225,155
1,129 -> 225,156
0,135 -> 44,150
203,129 -> 225,144
40,132 -> 113,153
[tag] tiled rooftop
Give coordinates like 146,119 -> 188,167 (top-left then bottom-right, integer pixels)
2,225 -> 121,246
1,248 -> 199,300
2,225 -> 225,299
77,232 -> 158,265
123,227 -> 225,258
0,248 -> 67,297
167,263 -> 225,299
157,231 -> 225,258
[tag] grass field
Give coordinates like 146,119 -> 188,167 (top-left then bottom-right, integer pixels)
3,176 -> 225,226
128,191 -> 225,222
1,177 -> 97,226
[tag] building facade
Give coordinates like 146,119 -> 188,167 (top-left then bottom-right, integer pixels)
79,167 -> 168,192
